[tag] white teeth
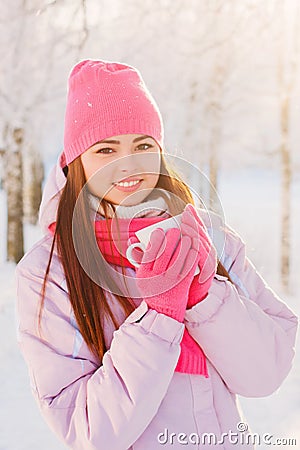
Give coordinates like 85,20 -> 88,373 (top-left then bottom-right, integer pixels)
115,180 -> 141,187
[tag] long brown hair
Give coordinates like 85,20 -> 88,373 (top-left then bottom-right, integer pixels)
39,154 -> 233,363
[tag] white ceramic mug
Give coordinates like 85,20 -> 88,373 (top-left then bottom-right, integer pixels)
126,213 -> 200,275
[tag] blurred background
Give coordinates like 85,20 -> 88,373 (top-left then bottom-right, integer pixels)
0,1 -> 299,449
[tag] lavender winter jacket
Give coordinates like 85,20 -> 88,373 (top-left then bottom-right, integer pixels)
16,162 -> 298,450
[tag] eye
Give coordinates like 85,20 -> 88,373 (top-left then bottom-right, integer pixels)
96,147 -> 114,154
136,143 -> 154,151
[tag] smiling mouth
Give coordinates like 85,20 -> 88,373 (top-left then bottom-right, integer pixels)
113,178 -> 143,192
114,179 -> 142,187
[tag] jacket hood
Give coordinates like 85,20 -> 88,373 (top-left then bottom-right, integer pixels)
39,156 -> 67,235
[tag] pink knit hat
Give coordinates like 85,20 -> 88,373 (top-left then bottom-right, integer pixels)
62,59 -> 164,166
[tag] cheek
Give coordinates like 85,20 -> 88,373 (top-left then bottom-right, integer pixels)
81,159 -> 112,195
150,172 -> 160,184
81,153 -> 105,174
81,155 -> 94,180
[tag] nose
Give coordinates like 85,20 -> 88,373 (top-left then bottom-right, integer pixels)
119,153 -> 140,173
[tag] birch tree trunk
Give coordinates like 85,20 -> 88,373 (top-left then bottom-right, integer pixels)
278,92 -> 292,290
206,48 -> 230,211
276,0 -> 299,290
4,127 -> 24,262
23,146 -> 43,225
207,60 -> 224,209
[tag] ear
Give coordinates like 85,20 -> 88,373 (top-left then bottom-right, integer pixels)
59,151 -> 67,169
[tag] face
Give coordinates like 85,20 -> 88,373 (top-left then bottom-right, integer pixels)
80,134 -> 162,206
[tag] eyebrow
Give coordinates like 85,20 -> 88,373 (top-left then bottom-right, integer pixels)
96,135 -> 152,145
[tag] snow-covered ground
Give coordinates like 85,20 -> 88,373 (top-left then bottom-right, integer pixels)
0,167 -> 299,450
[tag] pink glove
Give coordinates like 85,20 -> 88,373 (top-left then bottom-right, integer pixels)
186,206 -> 218,308
129,204 -> 203,322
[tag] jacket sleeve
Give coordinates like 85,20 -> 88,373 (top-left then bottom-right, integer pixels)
184,223 -> 298,398
15,261 -> 184,450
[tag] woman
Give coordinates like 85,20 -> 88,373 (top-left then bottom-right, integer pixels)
16,59 -> 298,449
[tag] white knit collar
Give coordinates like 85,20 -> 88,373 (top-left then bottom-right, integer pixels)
88,189 -> 175,219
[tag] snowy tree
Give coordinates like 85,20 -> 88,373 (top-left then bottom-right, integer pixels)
175,1 -> 277,204
0,0 -> 89,261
